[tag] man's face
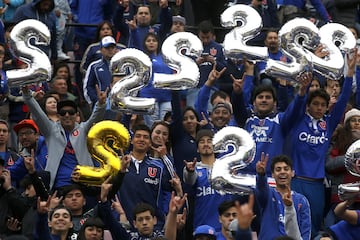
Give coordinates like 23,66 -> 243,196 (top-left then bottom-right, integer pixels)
219,206 -> 237,233
325,79 -> 340,98
38,0 -> 53,13
58,106 -> 77,131
48,208 -> 73,233
24,184 -> 36,197
136,6 -> 151,27
198,136 -> 213,156
0,122 -> 9,146
62,189 -> 86,213
171,21 -> 185,33
131,130 -> 151,153
271,162 -> 294,187
211,107 -> 231,129
51,79 -> 68,95
198,31 -> 214,46
84,226 -> 103,240
265,31 -> 279,52
17,127 -> 38,148
253,91 -> 276,115
101,45 -> 117,60
133,210 -> 156,236
307,96 -> 328,120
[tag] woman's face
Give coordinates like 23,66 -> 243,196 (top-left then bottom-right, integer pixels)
151,124 -> 169,147
349,116 -> 360,130
99,23 -> 113,39
182,110 -> 198,134
84,226 -> 103,240
48,208 -> 73,233
45,96 -> 58,114
56,66 -> 69,80
145,36 -> 158,54
309,79 -> 320,92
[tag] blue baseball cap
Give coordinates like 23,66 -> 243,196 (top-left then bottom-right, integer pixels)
193,225 -> 216,239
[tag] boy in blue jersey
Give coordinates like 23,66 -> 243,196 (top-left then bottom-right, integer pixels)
289,50 -> 357,237
255,153 -> 311,240
183,129 -> 233,232
118,124 -> 173,233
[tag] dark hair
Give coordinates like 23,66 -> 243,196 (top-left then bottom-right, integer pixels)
306,88 -> 330,107
132,124 -> 151,136
332,120 -> 355,155
252,84 -> 277,102
77,217 -> 105,240
49,205 -> 73,221
218,200 -> 236,215
95,20 -> 114,42
198,20 -> 214,34
40,93 -> 59,114
143,32 -> 160,55
210,90 -> 229,105
265,28 -> 279,38
52,62 -> 72,92
133,202 -> 155,220
61,184 -> 85,198
151,121 -> 171,151
270,155 -> 293,173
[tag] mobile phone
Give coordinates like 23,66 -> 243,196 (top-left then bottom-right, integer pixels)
201,52 -> 209,57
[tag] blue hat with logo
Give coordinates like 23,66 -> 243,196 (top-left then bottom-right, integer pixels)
193,225 -> 216,239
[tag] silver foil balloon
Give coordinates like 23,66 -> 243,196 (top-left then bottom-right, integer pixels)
221,4 -> 268,61
265,18 -> 315,82
7,19 -> 52,88
153,32 -> 202,90
109,48 -> 155,114
338,182 -> 360,200
314,23 -> 356,80
211,126 -> 256,194
344,139 -> 360,177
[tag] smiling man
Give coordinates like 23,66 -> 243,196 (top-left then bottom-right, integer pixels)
255,154 -> 311,240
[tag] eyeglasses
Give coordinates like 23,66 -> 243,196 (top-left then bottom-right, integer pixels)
59,109 -> 77,116
18,131 -> 35,137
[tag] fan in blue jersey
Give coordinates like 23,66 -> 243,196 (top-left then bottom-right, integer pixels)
289,50 -> 357,237
255,153 -> 311,240
183,129 -> 233,232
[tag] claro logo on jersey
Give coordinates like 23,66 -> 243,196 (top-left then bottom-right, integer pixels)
196,186 -> 224,197
250,125 -> 272,143
144,167 -> 159,185
298,132 -> 328,144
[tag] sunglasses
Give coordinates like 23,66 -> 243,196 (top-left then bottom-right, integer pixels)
59,109 -> 77,116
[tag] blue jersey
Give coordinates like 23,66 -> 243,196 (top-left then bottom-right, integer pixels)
185,162 -> 233,231
255,174 -> 311,240
118,155 -> 172,231
289,76 -> 352,179
329,210 -> 360,240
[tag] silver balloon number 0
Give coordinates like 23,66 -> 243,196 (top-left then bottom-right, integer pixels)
211,126 -> 256,194
221,4 -> 268,61
7,19 -> 52,88
153,32 -> 203,90
109,48 -> 155,114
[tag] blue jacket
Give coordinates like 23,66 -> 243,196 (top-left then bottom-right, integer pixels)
9,136 -> 48,183
289,76 -> 352,179
282,0 -> 331,22
232,75 -> 307,176
83,57 -> 112,104
255,174 -> 311,240
12,0 -> 57,59
138,53 -> 172,102
0,0 -> 25,22
329,210 -> 360,240
70,0 -> 113,40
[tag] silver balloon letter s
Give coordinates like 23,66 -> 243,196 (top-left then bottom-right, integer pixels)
7,19 -> 52,88
211,126 -> 256,194
153,32 -> 203,90
221,4 -> 268,61
109,48 -> 155,114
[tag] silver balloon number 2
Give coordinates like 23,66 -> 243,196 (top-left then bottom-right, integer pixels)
153,32 -> 203,90
221,4 -> 268,61
109,48 -> 155,114
211,126 -> 257,194
7,19 -> 52,88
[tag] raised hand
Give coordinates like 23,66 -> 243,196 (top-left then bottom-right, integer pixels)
100,176 -> 113,202
231,74 -> 244,94
23,148 -> 35,174
120,152 -> 131,173
49,190 -> 63,210
236,193 -> 256,230
197,112 -> 209,127
282,185 -> 293,206
176,208 -> 187,230
6,217 -> 21,232
37,196 -> 51,214
184,158 -> 197,172
206,62 -> 227,86
256,152 -> 268,175
96,84 -> 108,105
